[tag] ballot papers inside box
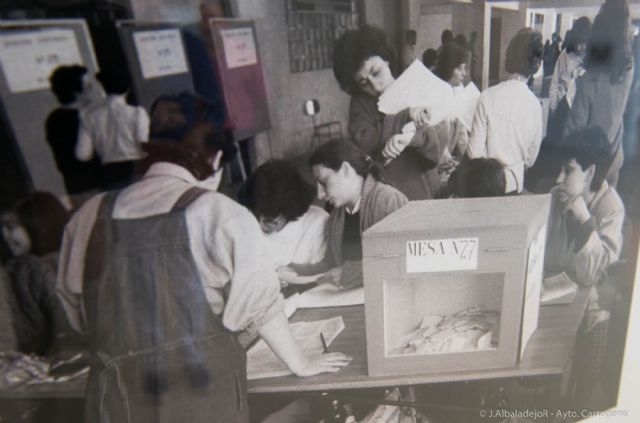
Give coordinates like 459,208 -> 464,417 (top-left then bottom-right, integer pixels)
362,195 -> 550,377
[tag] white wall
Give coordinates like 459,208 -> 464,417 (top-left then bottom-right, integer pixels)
416,13 -> 452,55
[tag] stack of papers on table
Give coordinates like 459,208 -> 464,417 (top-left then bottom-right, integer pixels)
540,272 -> 578,305
247,316 -> 345,379
377,60 -> 455,126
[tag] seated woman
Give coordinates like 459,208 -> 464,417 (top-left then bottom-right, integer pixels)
282,141 -> 408,289
333,25 -> 451,201
239,160 -> 328,271
447,158 -> 507,198
1,192 -> 73,355
468,28 -> 544,193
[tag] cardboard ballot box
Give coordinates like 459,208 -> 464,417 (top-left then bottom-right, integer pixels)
362,195 -> 551,377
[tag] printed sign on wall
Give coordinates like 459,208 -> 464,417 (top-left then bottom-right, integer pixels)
133,29 -> 188,79
0,29 -> 82,93
220,27 -> 257,69
406,238 -> 479,273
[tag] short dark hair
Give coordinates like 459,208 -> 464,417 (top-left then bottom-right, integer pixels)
240,160 -> 315,223
422,48 -> 438,69
449,158 -> 506,198
333,25 -> 397,95
434,43 -> 467,82
455,34 -> 467,47
584,0 -> 633,84
558,127 -> 612,192
142,122 -> 226,181
308,140 -> 388,183
49,65 -> 87,105
505,28 -> 544,77
11,192 -> 69,256
441,30 -> 454,45
565,17 -> 592,54
97,68 -> 130,95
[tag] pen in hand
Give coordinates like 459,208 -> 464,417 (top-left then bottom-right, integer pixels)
320,332 -> 328,354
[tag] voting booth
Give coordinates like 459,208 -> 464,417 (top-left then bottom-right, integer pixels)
0,19 -> 99,199
362,195 -> 550,377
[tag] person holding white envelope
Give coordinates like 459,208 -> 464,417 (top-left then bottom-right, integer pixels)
332,25 -> 453,200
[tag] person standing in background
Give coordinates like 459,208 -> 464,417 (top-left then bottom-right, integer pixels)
400,30 -> 418,71
76,68 -> 150,189
467,28 -> 544,193
564,0 -> 634,188
46,65 -> 104,207
548,17 -> 592,115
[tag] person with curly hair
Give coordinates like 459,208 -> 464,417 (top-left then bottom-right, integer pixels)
240,160 -> 328,270
46,65 -> 105,203
332,25 -> 450,200
564,0 -> 634,188
468,28 -> 544,193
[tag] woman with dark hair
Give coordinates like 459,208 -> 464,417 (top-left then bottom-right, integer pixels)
281,141 -> 407,288
468,28 -> 544,193
548,17 -> 592,114
240,160 -> 328,270
434,42 -> 468,90
564,0 -> 634,188
1,192 -> 72,355
332,25 -> 449,200
46,65 -> 104,203
548,16 -> 591,139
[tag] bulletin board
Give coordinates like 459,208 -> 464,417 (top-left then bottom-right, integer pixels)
208,18 -> 271,141
116,21 -> 194,112
0,19 -> 99,199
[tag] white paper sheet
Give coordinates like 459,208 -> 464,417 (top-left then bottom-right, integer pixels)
0,29 -> 82,93
247,316 -> 345,380
297,284 -> 365,309
220,27 -> 257,69
540,272 -> 578,305
377,60 -> 455,126
453,82 -> 481,131
133,29 -> 189,79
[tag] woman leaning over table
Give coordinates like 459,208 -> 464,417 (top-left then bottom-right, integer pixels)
280,141 -> 408,289
332,25 -> 451,200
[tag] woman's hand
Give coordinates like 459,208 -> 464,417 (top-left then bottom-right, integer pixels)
409,107 -> 430,127
315,266 -> 343,287
289,352 -> 353,377
382,133 -> 413,160
277,266 -> 298,288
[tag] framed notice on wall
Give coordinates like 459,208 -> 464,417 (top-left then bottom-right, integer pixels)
117,22 -> 194,112
132,28 -> 189,79
208,18 -> 271,141
0,29 -> 83,93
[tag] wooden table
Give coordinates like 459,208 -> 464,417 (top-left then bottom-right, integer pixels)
0,289 -> 589,399
248,288 -> 590,393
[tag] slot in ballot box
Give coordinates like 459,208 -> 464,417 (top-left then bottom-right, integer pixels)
362,195 -> 551,377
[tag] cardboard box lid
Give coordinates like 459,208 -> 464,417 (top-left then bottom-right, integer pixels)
364,195 -> 551,247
